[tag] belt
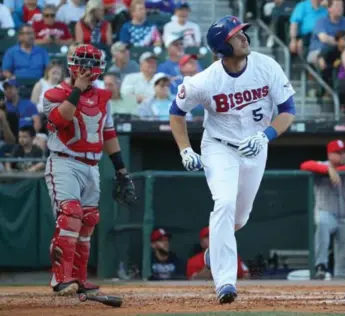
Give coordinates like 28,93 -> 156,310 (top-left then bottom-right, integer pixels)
54,152 -> 99,166
214,138 -> 239,149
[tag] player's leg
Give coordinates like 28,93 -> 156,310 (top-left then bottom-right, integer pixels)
314,210 -> 337,279
234,147 -> 267,231
201,134 -> 240,303
333,218 -> 345,278
74,165 -> 101,294
45,155 -> 85,295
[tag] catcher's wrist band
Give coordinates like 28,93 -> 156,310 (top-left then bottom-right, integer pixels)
110,151 -> 125,170
67,87 -> 82,107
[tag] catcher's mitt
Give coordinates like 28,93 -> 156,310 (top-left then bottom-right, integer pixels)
112,172 -> 137,205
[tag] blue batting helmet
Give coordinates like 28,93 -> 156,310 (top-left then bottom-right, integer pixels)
206,16 -> 251,57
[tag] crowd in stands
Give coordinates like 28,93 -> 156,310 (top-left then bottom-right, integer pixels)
0,0 -> 207,172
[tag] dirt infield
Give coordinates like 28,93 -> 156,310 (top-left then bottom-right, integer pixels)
1,282 -> 345,316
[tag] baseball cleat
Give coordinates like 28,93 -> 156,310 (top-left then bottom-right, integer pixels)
204,248 -> 210,269
217,284 -> 237,304
77,281 -> 100,295
53,281 -> 79,296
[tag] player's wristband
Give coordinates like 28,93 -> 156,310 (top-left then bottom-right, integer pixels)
263,126 -> 278,141
109,151 -> 125,171
67,87 -> 82,107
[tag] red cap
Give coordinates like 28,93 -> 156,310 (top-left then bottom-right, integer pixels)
199,226 -> 209,239
327,140 -> 345,153
179,54 -> 197,67
151,228 -> 171,242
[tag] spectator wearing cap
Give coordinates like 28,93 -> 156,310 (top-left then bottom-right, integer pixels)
107,42 -> 140,80
137,72 -> 174,120
158,34 -> 202,95
12,0 -> 42,29
119,0 -> 161,47
75,0 -> 112,46
163,1 -> 201,48
56,0 -> 86,25
145,0 -> 175,14
120,51 -> 157,103
103,72 -> 138,115
300,140 -> 345,280
2,24 -> 49,80
0,3 -> 15,28
4,79 -> 41,132
289,0 -> 327,56
33,4 -> 73,46
307,0 -> 345,66
149,228 -> 185,280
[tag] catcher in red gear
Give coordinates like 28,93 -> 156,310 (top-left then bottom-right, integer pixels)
43,44 -> 137,296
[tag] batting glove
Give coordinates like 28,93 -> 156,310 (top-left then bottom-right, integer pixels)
238,131 -> 269,158
180,147 -> 203,172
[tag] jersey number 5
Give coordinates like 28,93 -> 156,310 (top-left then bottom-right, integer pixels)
252,107 -> 263,122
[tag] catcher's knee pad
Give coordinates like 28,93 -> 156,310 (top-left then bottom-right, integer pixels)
51,200 -> 83,284
79,207 -> 99,238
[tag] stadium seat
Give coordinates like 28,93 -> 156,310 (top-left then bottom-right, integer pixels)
36,43 -> 66,56
147,12 -> 172,34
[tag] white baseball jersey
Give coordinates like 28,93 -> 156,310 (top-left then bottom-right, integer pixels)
175,51 -> 295,144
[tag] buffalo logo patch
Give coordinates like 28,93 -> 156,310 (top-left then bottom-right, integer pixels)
178,85 -> 186,99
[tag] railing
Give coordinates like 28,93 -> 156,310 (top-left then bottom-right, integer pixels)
256,19 -> 291,79
300,63 -> 341,121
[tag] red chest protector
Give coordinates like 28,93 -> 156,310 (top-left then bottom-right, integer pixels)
47,82 -> 112,153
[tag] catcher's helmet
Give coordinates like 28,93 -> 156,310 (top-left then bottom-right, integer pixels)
206,15 -> 250,57
68,44 -> 106,82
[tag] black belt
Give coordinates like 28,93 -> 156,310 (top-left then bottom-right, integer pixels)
214,138 -> 239,149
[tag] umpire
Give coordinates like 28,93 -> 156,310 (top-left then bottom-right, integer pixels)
300,140 -> 345,279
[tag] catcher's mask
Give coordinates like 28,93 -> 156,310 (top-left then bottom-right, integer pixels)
68,44 -> 106,82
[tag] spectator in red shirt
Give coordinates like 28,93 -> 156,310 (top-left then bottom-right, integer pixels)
13,0 -> 42,29
33,5 -> 73,46
75,0 -> 112,46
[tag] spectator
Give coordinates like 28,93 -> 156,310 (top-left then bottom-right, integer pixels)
75,0 -> 112,46
12,0 -> 42,29
307,0 -> 345,66
0,90 -> 16,159
4,0 -> 44,12
5,125 -> 45,172
0,4 -> 15,29
33,4 -> 72,45
289,0 -> 328,56
56,0 -> 86,25
103,72 -> 138,115
107,42 -> 140,80
120,51 -> 157,103
163,2 -> 201,48
30,60 -> 64,113
186,227 -> 212,280
2,24 -> 49,79
149,228 -> 185,280
300,140 -> 345,279
137,72 -> 174,120
119,0 -> 161,47
4,79 -> 41,132
317,30 -> 345,87
145,0 -> 175,14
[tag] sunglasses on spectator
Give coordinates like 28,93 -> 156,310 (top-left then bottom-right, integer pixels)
44,13 -> 55,17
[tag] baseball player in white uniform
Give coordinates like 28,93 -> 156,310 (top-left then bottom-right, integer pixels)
169,16 -> 296,304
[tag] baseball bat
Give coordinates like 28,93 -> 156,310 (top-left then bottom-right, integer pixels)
79,293 -> 123,308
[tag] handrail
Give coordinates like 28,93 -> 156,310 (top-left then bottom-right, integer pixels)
237,0 -> 246,22
300,62 -> 340,121
256,19 -> 291,79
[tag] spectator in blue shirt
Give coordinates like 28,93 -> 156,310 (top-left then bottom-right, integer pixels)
3,79 -> 41,132
119,1 -> 161,47
145,0 -> 175,14
307,0 -> 345,66
4,0 -> 44,13
2,24 -> 49,80
289,0 -> 328,56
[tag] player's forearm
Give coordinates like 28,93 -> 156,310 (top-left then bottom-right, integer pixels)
270,112 -> 295,136
57,88 -> 81,121
169,114 -> 191,151
104,137 -> 127,173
